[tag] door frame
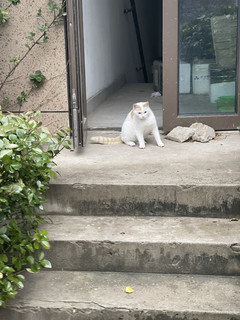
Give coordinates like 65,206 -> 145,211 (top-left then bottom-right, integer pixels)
65,0 -> 87,147
162,0 -> 240,132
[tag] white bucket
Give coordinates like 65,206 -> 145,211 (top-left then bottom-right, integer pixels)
192,64 -> 210,94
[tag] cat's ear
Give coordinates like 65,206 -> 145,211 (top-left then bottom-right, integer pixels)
133,104 -> 138,109
143,101 -> 149,107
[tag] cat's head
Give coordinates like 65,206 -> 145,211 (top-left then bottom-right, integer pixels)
132,101 -> 150,120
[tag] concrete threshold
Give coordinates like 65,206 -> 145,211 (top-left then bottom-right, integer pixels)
54,131 -> 240,186
43,215 -> 240,275
1,271 -> 239,320
44,131 -> 240,218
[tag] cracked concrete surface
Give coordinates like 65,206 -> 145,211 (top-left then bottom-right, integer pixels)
42,215 -> 240,275
1,271 -> 239,320
44,131 -> 240,217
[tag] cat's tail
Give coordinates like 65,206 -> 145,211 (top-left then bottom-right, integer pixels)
90,135 -> 122,145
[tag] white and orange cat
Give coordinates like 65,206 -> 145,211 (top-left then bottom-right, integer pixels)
91,101 -> 164,149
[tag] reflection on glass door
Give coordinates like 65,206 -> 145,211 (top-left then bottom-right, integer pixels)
178,0 -> 238,115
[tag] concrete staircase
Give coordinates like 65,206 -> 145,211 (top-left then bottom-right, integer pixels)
1,132 -> 240,319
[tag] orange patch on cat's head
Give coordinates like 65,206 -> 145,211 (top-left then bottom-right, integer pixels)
131,110 -> 134,118
133,103 -> 142,111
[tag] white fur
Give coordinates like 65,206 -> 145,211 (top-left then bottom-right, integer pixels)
121,102 -> 164,149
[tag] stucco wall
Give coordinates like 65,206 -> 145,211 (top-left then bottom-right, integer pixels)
0,0 -> 69,131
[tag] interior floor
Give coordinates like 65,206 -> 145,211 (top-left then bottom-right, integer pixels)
87,83 -> 163,129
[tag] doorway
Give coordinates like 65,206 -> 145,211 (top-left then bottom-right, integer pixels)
82,0 -> 163,129
65,0 -> 240,146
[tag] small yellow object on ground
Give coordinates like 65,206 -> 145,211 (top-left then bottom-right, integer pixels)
125,286 -> 134,293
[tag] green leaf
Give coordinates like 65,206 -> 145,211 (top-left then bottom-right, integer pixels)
35,110 -> 41,117
9,134 -> 18,142
8,143 -> 18,149
0,253 -> 8,262
10,56 -> 20,63
1,234 -> 10,242
17,274 -> 25,281
33,242 -> 40,250
36,76 -> 42,82
38,251 -> 44,260
36,8 -> 42,17
41,127 -> 50,134
26,256 -> 35,265
33,147 -> 43,154
3,266 -> 15,273
1,116 -> 9,125
15,280 -> 24,289
16,91 -> 28,104
11,162 -> 22,170
0,226 -> 7,234
16,129 -> 25,138
41,240 -> 50,249
8,0 -> 21,6
43,33 -> 49,43
48,1 -> 59,12
26,266 -> 40,273
9,184 -> 23,194
63,140 -> 71,149
0,149 -> 12,159
38,24 -> 48,32
49,170 -> 57,179
5,281 -> 13,291
40,259 -> 52,268
26,243 -> 34,252
26,32 -> 36,41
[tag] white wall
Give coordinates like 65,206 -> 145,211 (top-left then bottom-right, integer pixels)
82,0 -> 162,100
82,0 -> 140,100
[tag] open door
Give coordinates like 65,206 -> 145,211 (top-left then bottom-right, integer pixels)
163,0 -> 240,132
65,0 -> 87,147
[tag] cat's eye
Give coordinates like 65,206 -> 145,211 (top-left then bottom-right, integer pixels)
138,112 -> 141,114
144,111 -> 147,113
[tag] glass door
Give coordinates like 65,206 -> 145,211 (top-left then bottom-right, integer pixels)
163,0 -> 240,132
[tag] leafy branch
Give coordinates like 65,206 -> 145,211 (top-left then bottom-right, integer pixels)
0,0 -> 21,24
0,110 -> 71,307
0,1 -> 66,93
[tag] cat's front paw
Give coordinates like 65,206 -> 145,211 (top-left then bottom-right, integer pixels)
139,143 -> 145,149
157,142 -> 164,147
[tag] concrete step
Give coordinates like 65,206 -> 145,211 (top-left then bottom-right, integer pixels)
1,271 -> 239,320
44,183 -> 240,218
43,131 -> 240,218
43,215 -> 240,275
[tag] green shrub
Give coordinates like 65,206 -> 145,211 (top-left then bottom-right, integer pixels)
0,110 -> 71,307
